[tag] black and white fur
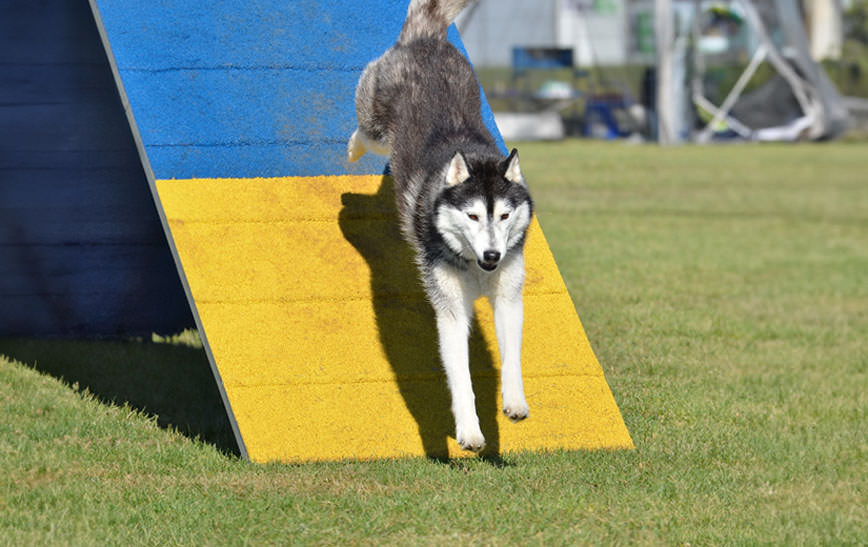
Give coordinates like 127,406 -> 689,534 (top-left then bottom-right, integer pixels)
348,0 -> 533,453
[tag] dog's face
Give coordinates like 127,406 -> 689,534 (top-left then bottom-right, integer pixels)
435,149 -> 533,272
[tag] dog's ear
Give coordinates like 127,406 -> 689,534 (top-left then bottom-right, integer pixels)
502,148 -> 525,186
445,151 -> 471,187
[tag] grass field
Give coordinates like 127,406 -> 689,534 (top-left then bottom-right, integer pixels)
2,141 -> 866,544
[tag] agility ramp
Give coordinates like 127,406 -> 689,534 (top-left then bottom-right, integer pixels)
90,0 -> 633,461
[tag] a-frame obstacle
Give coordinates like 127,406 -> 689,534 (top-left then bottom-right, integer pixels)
89,0 -> 633,461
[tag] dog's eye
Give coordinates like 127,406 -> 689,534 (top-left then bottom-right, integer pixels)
467,213 -> 479,221
500,213 -> 510,221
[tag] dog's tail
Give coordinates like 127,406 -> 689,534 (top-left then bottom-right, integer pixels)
397,0 -> 473,45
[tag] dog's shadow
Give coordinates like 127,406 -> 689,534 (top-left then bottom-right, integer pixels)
339,175 -> 500,461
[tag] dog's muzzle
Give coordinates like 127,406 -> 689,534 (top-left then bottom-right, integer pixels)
477,250 -> 501,272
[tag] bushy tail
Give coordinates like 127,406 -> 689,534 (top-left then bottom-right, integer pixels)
397,0 -> 473,45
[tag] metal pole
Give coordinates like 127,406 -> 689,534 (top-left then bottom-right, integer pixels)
655,0 -> 676,144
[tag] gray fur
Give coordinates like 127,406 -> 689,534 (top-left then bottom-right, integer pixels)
348,0 -> 534,452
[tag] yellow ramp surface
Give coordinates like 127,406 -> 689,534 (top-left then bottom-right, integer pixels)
156,175 -> 633,462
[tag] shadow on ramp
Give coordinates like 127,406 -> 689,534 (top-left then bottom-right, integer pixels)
339,175 -> 501,461
0,337 -> 239,456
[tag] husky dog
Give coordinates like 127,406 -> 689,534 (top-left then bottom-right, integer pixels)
348,0 -> 533,453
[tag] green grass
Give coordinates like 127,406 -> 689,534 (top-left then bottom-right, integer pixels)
2,142 -> 867,544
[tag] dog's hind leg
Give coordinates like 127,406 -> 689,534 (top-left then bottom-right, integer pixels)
350,56 -> 393,162
360,131 -> 391,157
347,128 -> 391,163
347,129 -> 366,162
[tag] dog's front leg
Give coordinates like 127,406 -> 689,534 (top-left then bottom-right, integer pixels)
435,303 -> 485,453
493,269 -> 529,422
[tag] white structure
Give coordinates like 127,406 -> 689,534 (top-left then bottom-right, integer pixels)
456,0 -> 847,143
655,0 -> 848,144
555,0 -> 630,66
456,0 -> 630,67
803,0 -> 843,60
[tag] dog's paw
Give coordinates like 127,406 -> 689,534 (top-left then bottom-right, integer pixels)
503,400 -> 529,422
456,428 -> 486,453
347,130 -> 365,163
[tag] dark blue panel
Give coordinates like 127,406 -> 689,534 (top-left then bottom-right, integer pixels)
1,170 -> 167,245
0,0 -> 193,336
0,65 -> 117,105
0,103 -> 134,152
0,0 -> 106,64
0,244 -> 189,337
1,169 -> 156,213
1,149 -> 142,171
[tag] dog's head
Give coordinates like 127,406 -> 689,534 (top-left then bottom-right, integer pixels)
434,148 -> 533,272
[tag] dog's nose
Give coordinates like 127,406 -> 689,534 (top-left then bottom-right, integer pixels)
483,250 -> 501,263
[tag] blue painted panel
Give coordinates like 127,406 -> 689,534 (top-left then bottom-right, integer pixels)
116,69 -> 359,146
97,0 -> 401,72
147,141 -> 384,179
92,0 -> 505,178
116,68 -> 383,176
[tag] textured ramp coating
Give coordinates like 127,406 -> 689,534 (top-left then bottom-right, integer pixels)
157,175 -> 633,462
91,0 -> 500,178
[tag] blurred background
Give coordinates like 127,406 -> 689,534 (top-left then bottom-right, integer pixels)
455,0 -> 868,144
